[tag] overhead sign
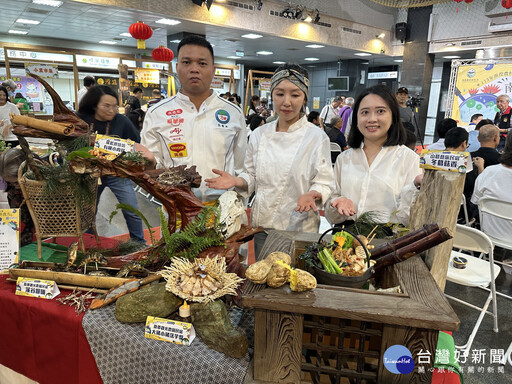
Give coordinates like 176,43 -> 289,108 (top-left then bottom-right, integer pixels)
368,71 -> 398,80
259,80 -> 271,91
25,63 -> 59,78
210,77 -> 225,89
3,50 -> 73,62
134,68 -> 160,84
142,62 -> 169,71
77,55 -> 120,69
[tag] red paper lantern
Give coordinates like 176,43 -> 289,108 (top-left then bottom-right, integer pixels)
151,46 -> 174,62
503,0 -> 512,9
465,0 -> 473,3
129,21 -> 153,49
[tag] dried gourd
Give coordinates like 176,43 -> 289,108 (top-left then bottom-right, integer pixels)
245,252 -> 292,284
289,268 -> 317,292
266,252 -> 292,265
266,262 -> 291,288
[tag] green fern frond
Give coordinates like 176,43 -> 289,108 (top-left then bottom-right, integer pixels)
110,203 -> 155,244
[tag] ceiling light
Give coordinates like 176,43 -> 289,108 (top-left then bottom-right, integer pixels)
256,51 -> 273,55
303,14 -> 313,22
156,18 -> 181,25
376,33 -> 385,39
99,40 -> 117,45
394,59 -> 403,63
304,57 -> 319,61
227,56 -> 239,59
192,0 -> 214,10
305,44 -> 324,49
361,62 -> 369,65
443,55 -> 460,59
354,52 -> 372,56
8,29 -> 29,35
169,39 -> 181,43
242,33 -> 263,39
32,0 -> 62,6
273,61 -> 286,64
16,18 -> 40,25
120,32 -> 132,37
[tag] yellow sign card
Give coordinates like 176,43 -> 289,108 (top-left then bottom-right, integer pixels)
16,277 -> 60,299
420,150 -> 469,173
145,316 -> 195,346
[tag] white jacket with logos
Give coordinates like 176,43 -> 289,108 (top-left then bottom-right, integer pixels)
141,91 -> 247,202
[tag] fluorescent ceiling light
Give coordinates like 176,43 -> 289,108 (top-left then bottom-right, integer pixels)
242,33 -> 263,39
273,61 -> 286,64
32,0 -> 62,6
443,55 -> 460,59
305,44 -> 324,49
304,57 -> 319,61
376,33 -> 385,39
227,56 -> 240,59
99,40 -> 117,45
156,18 -> 181,25
256,51 -> 273,55
394,59 -> 403,63
120,32 -> 132,37
8,30 -> 29,35
354,52 -> 372,56
304,15 -> 313,22
169,39 -> 181,43
16,18 -> 41,25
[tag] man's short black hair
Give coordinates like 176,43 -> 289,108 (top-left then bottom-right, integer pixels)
470,113 -> 483,122
178,35 -> 214,61
83,76 -> 96,87
475,119 -> 494,130
307,111 -> 320,123
444,127 -> 468,149
436,118 -> 457,138
133,87 -> 143,94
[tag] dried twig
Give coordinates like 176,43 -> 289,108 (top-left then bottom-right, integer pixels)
57,288 -> 95,315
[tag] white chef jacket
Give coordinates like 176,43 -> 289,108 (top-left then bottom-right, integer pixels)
471,164 -> 512,240
141,91 -> 247,202
0,102 -> 20,141
239,116 -> 334,232
325,145 -> 421,225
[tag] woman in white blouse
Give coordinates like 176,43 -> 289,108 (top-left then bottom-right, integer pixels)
325,85 -> 422,226
205,63 -> 334,253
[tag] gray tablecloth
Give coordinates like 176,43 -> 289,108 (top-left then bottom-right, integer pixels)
82,304 -> 254,384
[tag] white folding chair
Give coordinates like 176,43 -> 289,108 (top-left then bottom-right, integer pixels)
478,197 -> 512,253
445,224 -> 501,357
330,142 -> 341,166
460,194 -> 470,226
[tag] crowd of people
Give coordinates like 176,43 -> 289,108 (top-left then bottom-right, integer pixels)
1,35 -> 511,260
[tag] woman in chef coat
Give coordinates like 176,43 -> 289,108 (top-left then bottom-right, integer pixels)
325,85 -> 422,227
205,63 -> 334,254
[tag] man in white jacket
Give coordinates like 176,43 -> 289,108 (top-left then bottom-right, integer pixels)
141,36 -> 247,202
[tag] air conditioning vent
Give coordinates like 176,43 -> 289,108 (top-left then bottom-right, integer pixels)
26,7 -> 51,15
226,1 -> 254,11
343,27 -> 362,35
461,40 -> 482,46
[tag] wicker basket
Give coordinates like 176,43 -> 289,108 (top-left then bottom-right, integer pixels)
18,161 -> 99,259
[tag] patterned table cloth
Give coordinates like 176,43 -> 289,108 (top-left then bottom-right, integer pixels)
82,305 -> 254,384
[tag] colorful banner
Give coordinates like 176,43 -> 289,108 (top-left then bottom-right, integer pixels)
134,68 -> 160,85
450,63 -> 512,126
24,62 -> 59,78
18,76 -> 43,102
0,208 -> 20,273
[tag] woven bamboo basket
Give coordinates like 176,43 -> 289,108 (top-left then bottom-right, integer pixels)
18,161 -> 99,259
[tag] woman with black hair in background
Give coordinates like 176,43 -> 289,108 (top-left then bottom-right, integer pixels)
78,85 -> 155,243
326,85 -> 423,227
0,86 -> 20,147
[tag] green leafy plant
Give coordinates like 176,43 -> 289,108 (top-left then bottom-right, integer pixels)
109,203 -> 156,244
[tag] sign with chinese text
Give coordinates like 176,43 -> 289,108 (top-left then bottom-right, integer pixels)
0,209 -> 19,273
313,97 -> 320,110
24,62 -> 59,78
420,150 -> 469,173
3,50 -> 73,63
77,55 -> 120,69
368,71 -> 398,80
94,134 -> 135,155
259,80 -> 271,91
134,68 -> 160,85
16,277 -> 60,299
210,77 -> 224,89
142,62 -> 169,71
145,316 -> 195,345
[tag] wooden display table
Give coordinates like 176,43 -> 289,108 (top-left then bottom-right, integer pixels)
243,230 -> 460,384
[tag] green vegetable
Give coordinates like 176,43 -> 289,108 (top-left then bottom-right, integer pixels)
319,247 -> 343,274
332,231 -> 353,250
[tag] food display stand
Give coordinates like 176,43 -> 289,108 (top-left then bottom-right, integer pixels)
243,230 -> 460,384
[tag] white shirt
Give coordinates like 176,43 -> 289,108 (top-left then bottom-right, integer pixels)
239,116 -> 334,232
141,91 -> 247,202
0,102 -> 21,141
426,138 -> 445,150
325,145 -> 421,225
76,86 -> 88,109
320,104 -> 339,125
471,164 -> 512,240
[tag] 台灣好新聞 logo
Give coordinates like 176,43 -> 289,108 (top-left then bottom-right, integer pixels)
383,345 -> 415,374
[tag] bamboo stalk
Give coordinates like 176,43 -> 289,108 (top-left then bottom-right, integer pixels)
373,228 -> 453,271
11,114 -> 74,135
371,223 -> 439,259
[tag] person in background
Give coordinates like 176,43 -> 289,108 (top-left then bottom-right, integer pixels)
76,76 -> 96,109
494,94 -> 512,152
319,96 -> 342,130
205,63 -> 334,256
124,97 -> 145,131
78,85 -> 155,244
466,113 -> 483,132
396,87 -> 413,124
324,116 -> 348,160
257,97 -> 271,118
426,118 -> 457,150
13,92 -> 29,114
141,35 -> 247,204
127,87 -> 143,111
1,79 -> 17,102
444,127 -> 468,152
248,114 -> 265,131
339,96 -> 354,135
246,95 -> 260,122
146,89 -> 163,109
326,85 -> 422,227
307,111 -> 320,127
405,129 -> 418,151
467,118 -> 494,152
0,86 -> 21,147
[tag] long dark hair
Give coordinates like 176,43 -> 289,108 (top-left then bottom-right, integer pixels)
0,86 -> 9,104
347,85 -> 407,148
78,85 -> 118,116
